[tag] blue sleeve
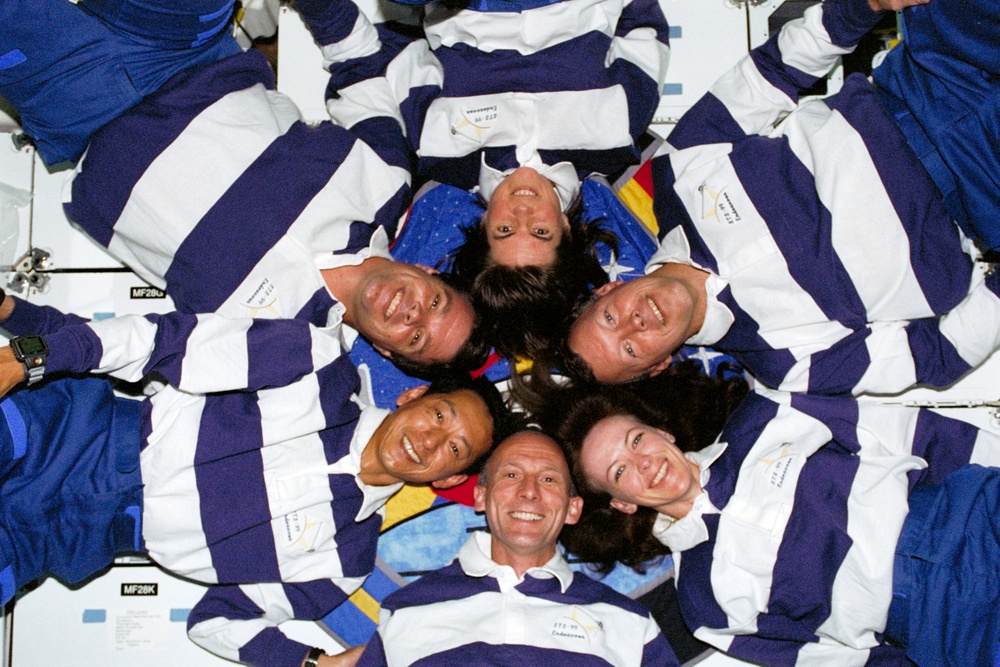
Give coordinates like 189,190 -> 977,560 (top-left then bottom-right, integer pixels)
608,0 -> 671,143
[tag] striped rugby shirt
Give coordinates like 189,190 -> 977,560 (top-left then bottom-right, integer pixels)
647,0 -> 1000,396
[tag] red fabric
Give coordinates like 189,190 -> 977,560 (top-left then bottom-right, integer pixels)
433,474 -> 479,506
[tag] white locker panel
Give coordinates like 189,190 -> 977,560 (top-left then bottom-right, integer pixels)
656,0 -> 750,124
8,561 -> 346,667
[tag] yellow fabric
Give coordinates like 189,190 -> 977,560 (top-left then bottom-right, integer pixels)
346,587 -> 382,624
617,180 -> 658,235
381,484 -> 438,532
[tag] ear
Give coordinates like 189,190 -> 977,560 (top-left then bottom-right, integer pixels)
647,355 -> 673,378
610,498 -> 639,515
560,213 -> 571,232
593,280 -> 622,297
563,495 -> 584,526
396,384 -> 430,407
431,473 -> 468,490
473,482 -> 487,512
417,264 -> 439,276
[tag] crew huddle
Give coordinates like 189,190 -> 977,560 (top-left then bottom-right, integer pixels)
0,0 -> 997,665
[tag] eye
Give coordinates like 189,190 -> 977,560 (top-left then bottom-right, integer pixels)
543,475 -> 555,483
431,295 -> 440,310
614,466 -> 625,482
435,410 -> 443,422
498,225 -> 512,234
450,443 -> 460,455
533,228 -> 550,237
625,344 -> 635,357
604,310 -> 613,323
632,433 -> 642,448
411,330 -> 422,346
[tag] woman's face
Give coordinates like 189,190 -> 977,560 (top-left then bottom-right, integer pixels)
580,414 -> 702,518
483,167 -> 569,268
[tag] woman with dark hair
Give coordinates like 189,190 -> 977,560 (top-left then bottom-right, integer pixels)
293,0 -> 668,359
546,380 -> 1000,666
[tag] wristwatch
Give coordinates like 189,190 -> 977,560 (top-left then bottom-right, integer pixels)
10,335 -> 48,386
303,647 -> 324,667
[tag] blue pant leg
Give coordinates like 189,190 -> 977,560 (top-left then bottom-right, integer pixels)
872,0 -> 1000,250
79,0 -> 238,49
0,0 -> 240,167
891,465 -> 1000,666
0,378 -> 143,606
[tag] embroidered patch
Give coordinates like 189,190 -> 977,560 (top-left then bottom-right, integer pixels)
451,104 -> 499,142
242,277 -> 280,317
700,183 -> 744,225
282,510 -> 322,552
551,607 -> 603,642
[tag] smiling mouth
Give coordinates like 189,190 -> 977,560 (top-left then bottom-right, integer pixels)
385,289 -> 403,320
402,434 -> 421,464
647,297 -> 666,325
510,511 -> 543,521
651,461 -> 668,487
512,187 -> 537,197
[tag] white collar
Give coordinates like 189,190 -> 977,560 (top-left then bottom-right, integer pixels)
457,531 -> 575,594
347,370 -> 404,522
651,441 -> 728,552
685,272 -> 734,347
477,155 -> 581,213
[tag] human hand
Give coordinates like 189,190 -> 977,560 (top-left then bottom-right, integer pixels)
316,646 -> 364,667
868,0 -> 928,12
0,346 -> 26,399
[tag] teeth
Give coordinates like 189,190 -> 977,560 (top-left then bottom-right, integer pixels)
512,187 -> 536,196
651,461 -> 668,487
385,289 -> 403,320
510,511 -> 542,521
403,435 -> 421,464
647,297 -> 665,325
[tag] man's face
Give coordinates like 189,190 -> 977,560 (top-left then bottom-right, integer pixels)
484,167 -> 569,268
353,262 -> 475,364
368,385 -> 494,487
568,274 -> 697,383
473,432 -> 583,568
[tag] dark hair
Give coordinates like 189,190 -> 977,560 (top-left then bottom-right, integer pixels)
389,275 -> 492,378
538,361 -> 748,573
425,372 -> 526,475
447,198 -> 619,360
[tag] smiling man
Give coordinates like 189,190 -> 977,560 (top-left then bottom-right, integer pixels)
354,431 -> 679,667
567,0 -> 1000,395
0,308 -> 513,667
0,0 -> 483,374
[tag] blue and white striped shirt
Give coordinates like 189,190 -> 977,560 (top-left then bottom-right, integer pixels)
358,531 -> 679,666
42,312 -> 401,667
64,49 -> 407,334
659,389 -> 1000,665
647,0 -> 1000,395
297,0 -> 670,190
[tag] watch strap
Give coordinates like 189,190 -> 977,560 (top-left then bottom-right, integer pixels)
303,647 -> 324,667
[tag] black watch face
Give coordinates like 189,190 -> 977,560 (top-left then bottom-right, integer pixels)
14,336 -> 46,356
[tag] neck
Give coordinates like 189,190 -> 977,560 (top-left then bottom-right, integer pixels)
655,458 -> 704,520
320,257 -> 393,327
356,429 -> 399,487
492,544 -> 557,579
654,262 -> 710,338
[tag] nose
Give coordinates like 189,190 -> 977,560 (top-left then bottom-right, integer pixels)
629,307 -> 646,331
403,299 -> 423,325
519,475 -> 540,500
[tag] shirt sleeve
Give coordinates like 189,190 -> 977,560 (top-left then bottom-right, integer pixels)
42,312 -> 344,393
294,0 -> 433,175
782,269 -> 1000,395
668,0 -> 884,149
606,0 -> 671,144
187,579 -> 361,667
